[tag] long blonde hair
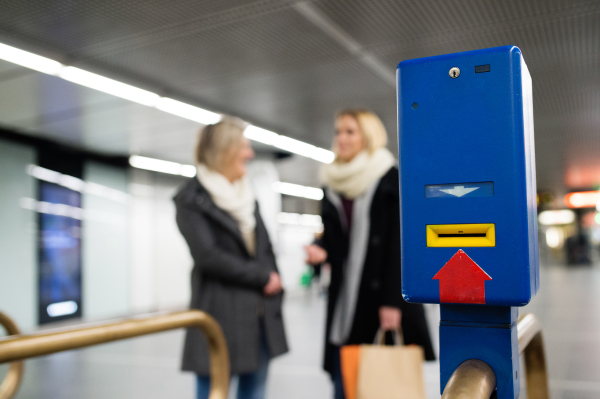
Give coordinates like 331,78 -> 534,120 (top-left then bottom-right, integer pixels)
336,108 -> 388,155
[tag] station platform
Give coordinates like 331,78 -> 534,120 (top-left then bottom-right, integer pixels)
2,263 -> 599,399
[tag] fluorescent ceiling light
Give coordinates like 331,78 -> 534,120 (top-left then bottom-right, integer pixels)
129,183 -> 156,197
244,126 -> 279,145
0,41 -> 333,165
180,164 -> 198,178
59,66 -> 160,106
85,182 -> 131,203
27,164 -> 61,184
26,165 -> 130,204
156,98 -> 222,125
0,42 -> 63,75
272,181 -> 324,200
129,156 -> 324,202
538,210 -> 576,226
311,147 -> 336,163
129,155 -> 196,177
278,212 -> 323,231
244,125 -> 334,164
20,198 -> 84,220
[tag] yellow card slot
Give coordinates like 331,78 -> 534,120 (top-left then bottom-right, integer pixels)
426,223 -> 495,247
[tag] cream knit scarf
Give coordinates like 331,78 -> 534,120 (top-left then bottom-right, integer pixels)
320,148 -> 396,199
196,164 -> 257,256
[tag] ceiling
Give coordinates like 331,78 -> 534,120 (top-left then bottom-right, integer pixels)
0,0 -> 598,194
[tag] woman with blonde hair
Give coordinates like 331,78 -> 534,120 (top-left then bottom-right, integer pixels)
305,109 -> 434,399
174,120 -> 288,399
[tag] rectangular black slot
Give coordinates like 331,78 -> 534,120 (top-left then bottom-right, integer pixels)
438,233 -> 487,238
475,64 -> 491,73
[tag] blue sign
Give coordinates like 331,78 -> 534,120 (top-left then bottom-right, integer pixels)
398,45 -> 539,307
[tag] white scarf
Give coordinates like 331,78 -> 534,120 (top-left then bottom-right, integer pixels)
196,164 -> 257,256
320,148 -> 396,199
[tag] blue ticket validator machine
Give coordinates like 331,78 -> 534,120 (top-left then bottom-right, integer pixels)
397,46 -> 538,398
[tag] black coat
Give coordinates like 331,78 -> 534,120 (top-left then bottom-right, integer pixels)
174,178 -> 288,375
319,167 -> 435,374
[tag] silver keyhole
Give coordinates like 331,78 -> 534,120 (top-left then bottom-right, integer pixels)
449,67 -> 460,78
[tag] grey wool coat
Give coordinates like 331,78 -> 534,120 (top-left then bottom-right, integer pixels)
174,177 -> 288,375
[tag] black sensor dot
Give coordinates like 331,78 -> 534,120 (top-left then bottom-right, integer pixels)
412,102 -> 419,109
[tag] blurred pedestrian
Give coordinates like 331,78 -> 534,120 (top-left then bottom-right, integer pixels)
305,109 -> 435,399
174,120 -> 288,399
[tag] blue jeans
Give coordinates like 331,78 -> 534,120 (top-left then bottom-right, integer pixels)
331,346 -> 345,399
197,332 -> 270,399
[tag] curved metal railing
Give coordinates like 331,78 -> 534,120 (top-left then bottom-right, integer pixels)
442,312 -> 549,399
0,313 -> 23,399
517,313 -> 550,399
0,310 -> 229,399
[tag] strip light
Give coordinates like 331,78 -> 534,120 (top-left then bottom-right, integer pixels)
538,210 -> 575,225
129,155 -> 196,177
27,165 -> 130,203
20,198 -> 84,220
0,41 -> 334,163
20,197 -> 127,227
128,156 -> 325,202
244,126 -> 335,164
59,66 -> 160,106
278,212 -> 323,227
156,98 -> 222,125
272,181 -> 324,200
0,42 -> 62,75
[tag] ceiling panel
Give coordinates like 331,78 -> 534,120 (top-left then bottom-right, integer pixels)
0,0 -> 597,193
0,0 -> 289,52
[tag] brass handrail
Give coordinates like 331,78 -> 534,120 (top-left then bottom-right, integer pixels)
0,310 -> 229,399
442,312 -> 549,399
518,313 -> 550,399
441,359 -> 496,399
0,313 -> 23,399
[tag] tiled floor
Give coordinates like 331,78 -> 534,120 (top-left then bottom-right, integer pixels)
2,263 -> 600,398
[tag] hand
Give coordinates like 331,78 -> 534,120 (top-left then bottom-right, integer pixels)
379,306 -> 402,331
263,272 -> 283,296
305,244 -> 328,265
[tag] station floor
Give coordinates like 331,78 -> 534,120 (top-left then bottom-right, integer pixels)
3,263 -> 600,399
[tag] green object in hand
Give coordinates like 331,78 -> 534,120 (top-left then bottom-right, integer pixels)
300,267 -> 314,287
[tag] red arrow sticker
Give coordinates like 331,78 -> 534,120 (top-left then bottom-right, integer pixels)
433,249 -> 492,304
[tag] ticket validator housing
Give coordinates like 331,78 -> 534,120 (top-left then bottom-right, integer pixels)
398,46 -> 538,398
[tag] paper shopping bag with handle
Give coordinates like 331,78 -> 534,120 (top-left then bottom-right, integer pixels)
355,329 -> 426,399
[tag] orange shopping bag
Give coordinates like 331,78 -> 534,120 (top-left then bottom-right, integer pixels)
340,345 -> 361,399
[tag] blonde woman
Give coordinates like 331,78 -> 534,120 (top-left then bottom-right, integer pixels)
174,120 -> 288,399
305,109 -> 434,399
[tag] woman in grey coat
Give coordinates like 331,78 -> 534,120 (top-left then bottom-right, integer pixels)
174,120 -> 288,399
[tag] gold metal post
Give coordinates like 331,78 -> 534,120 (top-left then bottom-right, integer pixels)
0,310 -> 229,399
518,313 -> 550,399
441,359 -> 496,399
0,312 -> 23,399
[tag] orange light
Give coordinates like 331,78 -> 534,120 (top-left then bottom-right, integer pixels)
564,191 -> 600,208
